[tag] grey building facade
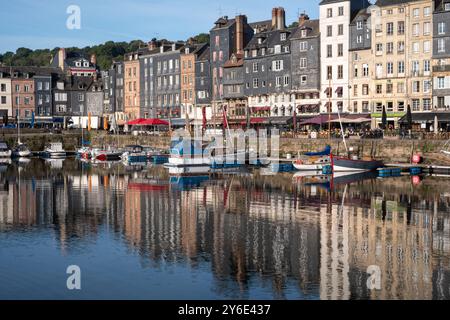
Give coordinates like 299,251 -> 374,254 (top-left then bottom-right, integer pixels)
34,75 -> 52,118
290,16 -> 321,115
433,0 -> 450,109
195,45 -> 212,107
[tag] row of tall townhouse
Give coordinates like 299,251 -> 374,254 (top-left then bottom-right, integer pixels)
95,1 -> 450,129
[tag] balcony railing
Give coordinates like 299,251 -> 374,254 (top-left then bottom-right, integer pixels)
433,65 -> 450,72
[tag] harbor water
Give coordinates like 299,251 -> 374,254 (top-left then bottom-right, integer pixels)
0,158 -> 450,300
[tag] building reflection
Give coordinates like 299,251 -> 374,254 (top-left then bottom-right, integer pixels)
1,161 -> 450,299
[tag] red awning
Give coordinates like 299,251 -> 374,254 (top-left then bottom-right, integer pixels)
127,118 -> 145,125
251,107 -> 271,112
241,118 -> 266,125
127,118 -> 169,126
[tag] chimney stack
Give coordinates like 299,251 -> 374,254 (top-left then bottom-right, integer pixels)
277,7 -> 286,30
58,48 -> 66,71
235,15 -> 246,54
299,13 -> 310,26
272,8 -> 278,29
90,53 -> 97,66
148,39 -> 158,51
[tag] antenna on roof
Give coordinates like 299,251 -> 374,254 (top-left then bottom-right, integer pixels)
218,5 -> 223,17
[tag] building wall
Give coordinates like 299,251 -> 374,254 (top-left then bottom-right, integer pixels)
86,90 -> 104,117
11,78 -> 35,118
180,52 -> 196,119
320,1 -> 352,113
433,2 -> 450,110
34,75 -> 52,117
349,49 -> 372,114
124,54 -> 140,120
0,77 -> 12,117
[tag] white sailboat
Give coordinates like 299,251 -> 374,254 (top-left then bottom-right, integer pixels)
12,110 -> 31,158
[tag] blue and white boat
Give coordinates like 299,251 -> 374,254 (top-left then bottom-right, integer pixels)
121,145 -> 148,163
164,138 -> 210,176
42,142 -> 66,159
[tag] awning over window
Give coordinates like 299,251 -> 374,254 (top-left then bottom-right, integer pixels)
398,112 -> 450,123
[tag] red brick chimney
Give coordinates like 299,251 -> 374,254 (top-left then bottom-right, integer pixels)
272,8 -> 278,29
277,7 -> 286,30
235,15 -> 246,54
90,53 -> 97,66
299,13 -> 310,27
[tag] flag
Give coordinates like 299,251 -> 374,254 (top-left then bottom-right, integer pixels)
88,112 -> 92,131
202,106 -> 206,131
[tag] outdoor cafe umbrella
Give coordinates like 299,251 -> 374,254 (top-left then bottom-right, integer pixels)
381,105 -> 387,130
406,104 -> 413,130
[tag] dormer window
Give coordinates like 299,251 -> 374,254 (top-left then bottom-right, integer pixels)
284,46 -> 290,53
301,30 -> 307,37
261,48 -> 266,56
446,3 -> 450,10
24,73 -> 29,79
75,61 -> 81,67
245,50 -> 249,58
258,38 -> 263,44
13,72 -> 18,78
83,62 -> 89,67
280,33 -> 287,41
274,45 -> 281,54
357,21 -> 363,30
252,49 -> 257,57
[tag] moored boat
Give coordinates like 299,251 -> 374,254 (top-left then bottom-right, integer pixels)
12,143 -> 32,158
42,142 -> 66,159
0,141 -> 12,158
121,145 -> 148,163
332,155 -> 384,172
292,145 -> 331,171
92,148 -> 123,162
164,138 -> 210,176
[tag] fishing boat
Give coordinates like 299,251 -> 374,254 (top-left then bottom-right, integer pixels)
121,145 -> 148,163
77,146 -> 92,160
41,142 -> 66,159
12,143 -> 32,158
164,138 -> 211,176
0,141 -> 12,158
92,148 -> 123,162
293,145 -> 332,171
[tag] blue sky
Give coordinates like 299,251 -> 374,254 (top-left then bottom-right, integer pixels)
0,0 -> 320,53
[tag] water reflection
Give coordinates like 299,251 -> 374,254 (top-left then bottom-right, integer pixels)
0,159 -> 450,300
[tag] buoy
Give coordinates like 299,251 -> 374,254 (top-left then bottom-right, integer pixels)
412,154 -> 422,164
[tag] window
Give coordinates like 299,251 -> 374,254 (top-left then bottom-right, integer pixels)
387,42 -> 394,54
397,82 -> 405,93
413,23 -> 419,36
424,60 -> 431,73
438,39 -> 445,52
353,85 -> 358,96
357,35 -> 362,44
284,76 -> 289,86
413,81 -> 420,93
253,62 -> 259,73
413,8 -> 419,18
387,62 -> 394,75
438,77 -> 445,89
363,64 -> 369,77
376,85 -> 382,94
280,33 -> 287,41
338,6 -> 344,16
424,6 -> 431,16
78,93 -> 84,102
253,78 -> 259,88
424,22 -> 431,35
273,60 -> 284,71
446,3 -> 450,11
24,85 -> 30,92
327,8 -> 332,18
398,21 -> 405,35
300,75 -> 307,84
398,61 -> 405,74
276,77 -> 282,87
327,66 -> 332,79
37,82 -> 43,90
438,22 -> 446,35
412,99 -> 420,111
399,7 -> 405,13
327,45 -> 332,58
412,61 -> 420,73
376,43 -> 383,53
354,66 -> 358,78
424,80 -> 431,93
413,42 -> 419,53
327,26 -> 332,37
362,84 -> 369,95
274,45 -> 281,54
1,96 -> 6,104
387,23 -> 394,35
424,41 -> 431,53
398,41 -> 405,53
300,41 -> 308,52
0,84 -> 5,92
337,65 -> 343,79
337,44 -> 343,57
300,58 -> 307,68
386,83 -> 393,94
357,21 -> 363,30
338,24 -> 344,36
